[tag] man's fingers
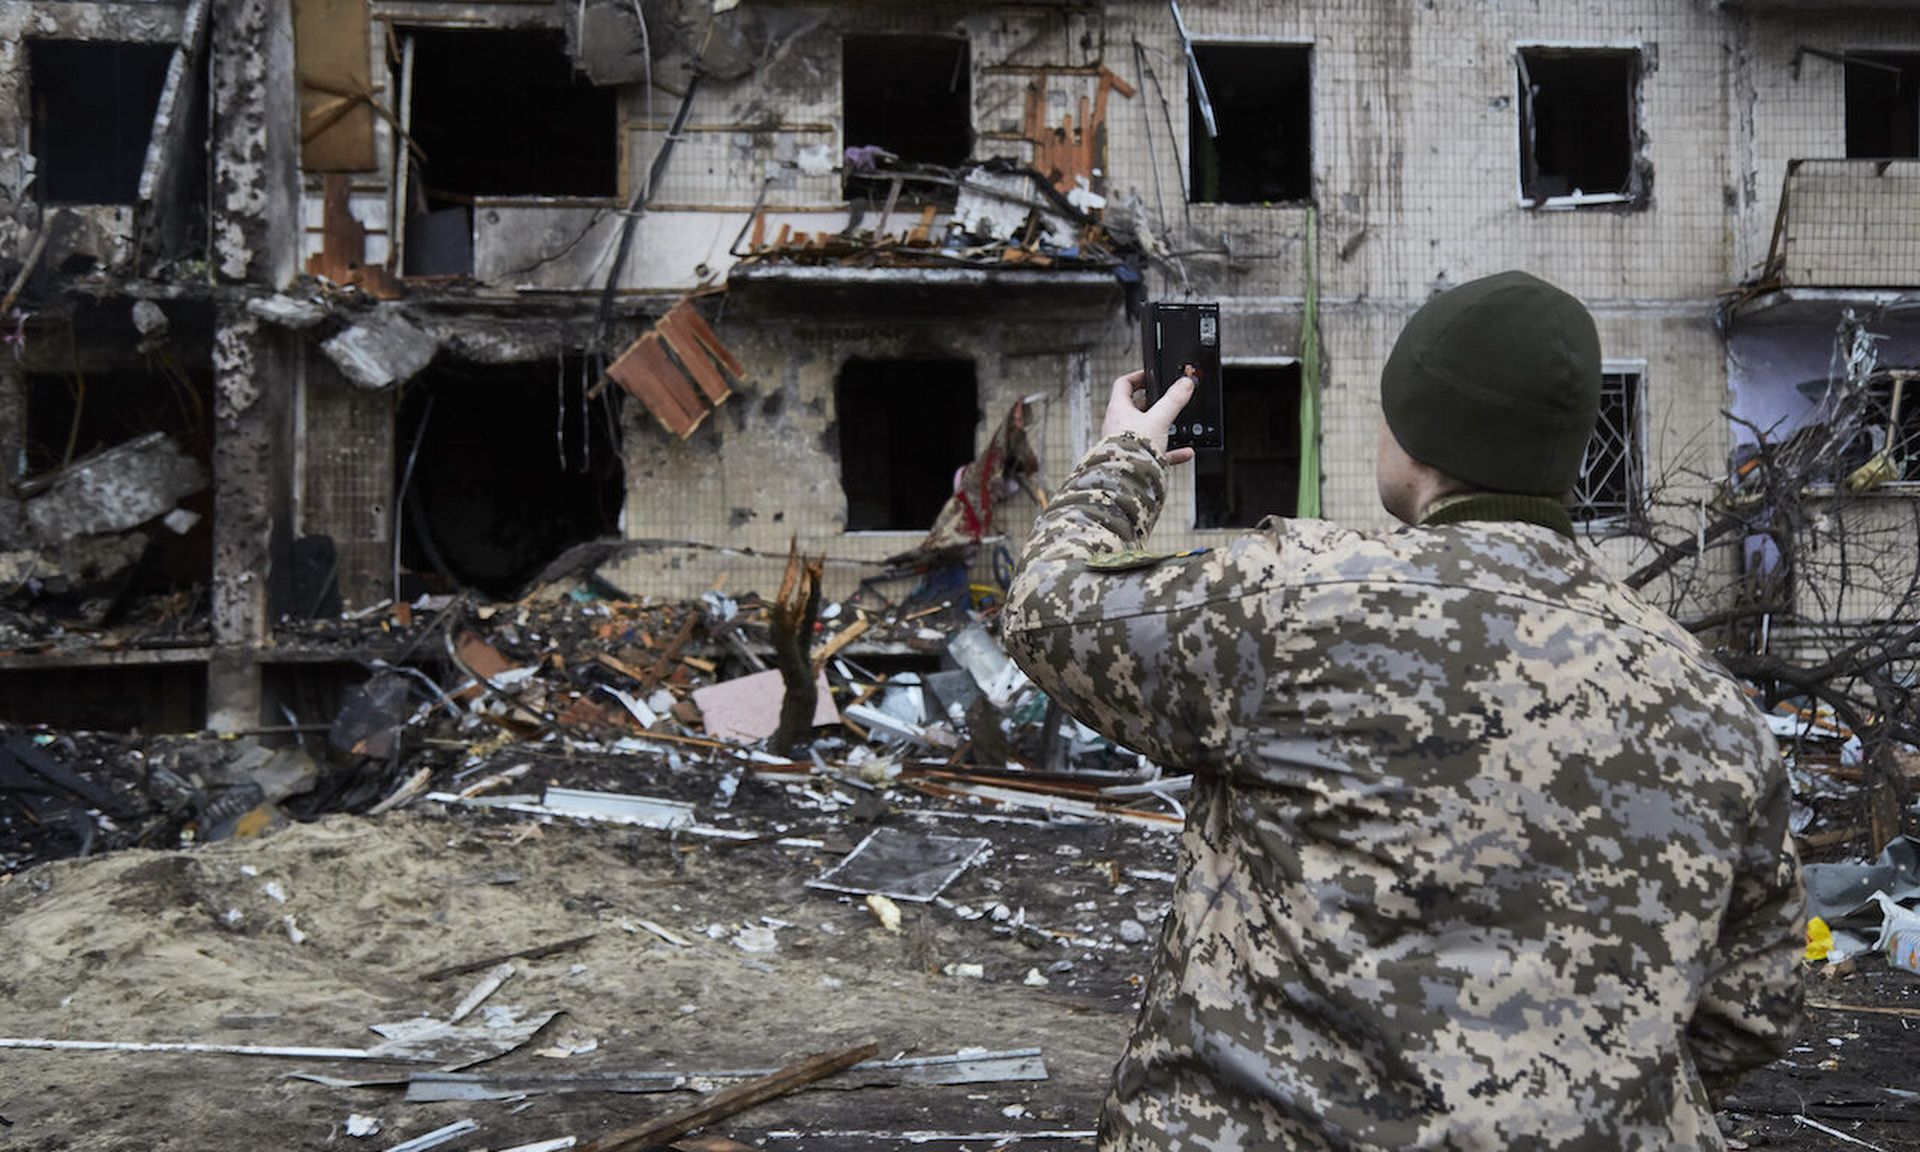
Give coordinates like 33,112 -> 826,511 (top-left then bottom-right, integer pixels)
1146,374 -> 1195,422
1164,446 -> 1196,466
1109,370 -> 1148,412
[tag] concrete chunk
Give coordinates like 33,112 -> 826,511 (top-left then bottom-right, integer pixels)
321,309 -> 437,390
24,432 -> 206,543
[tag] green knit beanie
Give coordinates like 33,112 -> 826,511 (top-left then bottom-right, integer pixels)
1380,271 -> 1602,496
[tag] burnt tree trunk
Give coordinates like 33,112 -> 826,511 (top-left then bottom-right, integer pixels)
769,539 -> 823,756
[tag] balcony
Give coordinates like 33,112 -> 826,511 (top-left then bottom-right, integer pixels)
1764,159 -> 1920,291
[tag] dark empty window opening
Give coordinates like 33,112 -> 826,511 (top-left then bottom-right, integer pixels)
396,359 -> 624,599
1189,44 -> 1312,205
400,28 -> 616,275
1571,369 -> 1644,524
29,40 -> 175,204
1195,364 -> 1302,529
842,35 -> 972,184
1518,48 -> 1643,205
1846,53 -> 1920,159
837,359 -> 978,531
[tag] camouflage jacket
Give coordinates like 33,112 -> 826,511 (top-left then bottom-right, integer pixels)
1003,434 -> 1804,1151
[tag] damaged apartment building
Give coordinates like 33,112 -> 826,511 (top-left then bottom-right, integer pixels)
0,0 -> 1915,733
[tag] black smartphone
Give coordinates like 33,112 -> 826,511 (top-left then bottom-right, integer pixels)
1140,301 -> 1223,451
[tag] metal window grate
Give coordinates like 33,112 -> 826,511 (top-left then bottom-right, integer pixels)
1571,371 -> 1643,523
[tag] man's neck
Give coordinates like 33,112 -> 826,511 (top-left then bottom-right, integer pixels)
1418,492 -> 1578,540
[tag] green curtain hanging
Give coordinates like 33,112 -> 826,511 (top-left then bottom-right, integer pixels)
1296,206 -> 1323,518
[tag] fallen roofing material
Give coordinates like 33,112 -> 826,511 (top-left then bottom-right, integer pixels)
605,300 -> 742,439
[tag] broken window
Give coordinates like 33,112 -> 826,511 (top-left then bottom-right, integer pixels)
1188,44 -> 1312,205
836,359 -> 978,531
1517,48 -> 1644,206
1846,52 -> 1920,159
28,40 -> 175,204
399,28 -> 617,274
395,358 -> 624,599
1194,364 -> 1302,529
1570,368 -> 1645,524
1836,370 -> 1919,484
841,35 -> 973,179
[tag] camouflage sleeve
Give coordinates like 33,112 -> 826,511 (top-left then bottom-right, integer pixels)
1002,433 -> 1277,772
1688,750 -> 1806,1098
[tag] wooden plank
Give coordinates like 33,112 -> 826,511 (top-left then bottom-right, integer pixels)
664,301 -> 747,379
583,1043 -> 879,1152
293,0 -> 377,171
607,333 -> 706,439
306,173 -> 366,282
657,308 -> 736,404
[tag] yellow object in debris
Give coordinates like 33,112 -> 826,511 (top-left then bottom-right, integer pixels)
1805,916 -> 1833,963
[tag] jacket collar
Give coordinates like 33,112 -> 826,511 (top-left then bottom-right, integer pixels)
1418,492 -> 1578,540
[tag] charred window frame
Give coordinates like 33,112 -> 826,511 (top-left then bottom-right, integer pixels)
1845,52 -> 1920,159
836,359 -> 978,532
1187,43 -> 1313,205
840,35 -> 973,195
1571,365 -> 1647,526
1194,362 -> 1303,529
28,40 -> 176,205
1517,46 -> 1647,209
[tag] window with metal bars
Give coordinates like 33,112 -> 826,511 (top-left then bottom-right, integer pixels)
1571,369 -> 1644,524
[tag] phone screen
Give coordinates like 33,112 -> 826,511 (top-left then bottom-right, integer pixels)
1140,302 -> 1223,451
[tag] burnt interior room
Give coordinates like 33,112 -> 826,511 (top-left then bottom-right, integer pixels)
836,358 -> 978,531
28,40 -> 177,205
395,358 -> 624,599
21,304 -> 216,599
1195,364 -> 1301,529
841,34 -> 973,195
1846,52 -> 1920,158
1518,48 -> 1640,201
1189,44 -> 1313,204
0,665 -> 206,732
399,27 -> 617,275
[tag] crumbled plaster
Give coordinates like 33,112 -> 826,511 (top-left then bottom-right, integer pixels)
213,313 -> 260,421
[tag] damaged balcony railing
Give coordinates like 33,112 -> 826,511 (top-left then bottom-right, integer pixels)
1761,158 -> 1920,290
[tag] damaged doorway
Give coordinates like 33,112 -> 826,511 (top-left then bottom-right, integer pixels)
1194,363 -> 1301,529
836,359 -> 978,531
395,359 -> 623,599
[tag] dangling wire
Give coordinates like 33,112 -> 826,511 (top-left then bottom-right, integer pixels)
555,352 -> 569,472
577,354 -> 593,473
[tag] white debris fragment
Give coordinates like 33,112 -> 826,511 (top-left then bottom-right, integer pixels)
262,880 -> 287,903
865,894 -> 903,934
942,962 -> 985,980
282,915 -> 306,945
345,1114 -> 381,1137
1022,968 -> 1050,987
731,925 -> 779,954
1118,920 -> 1149,944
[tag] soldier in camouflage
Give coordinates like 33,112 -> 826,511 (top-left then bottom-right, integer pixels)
1004,271 -> 1804,1150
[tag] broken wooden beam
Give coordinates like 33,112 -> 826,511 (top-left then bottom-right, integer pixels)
421,932 -> 598,983
582,1042 -> 879,1152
